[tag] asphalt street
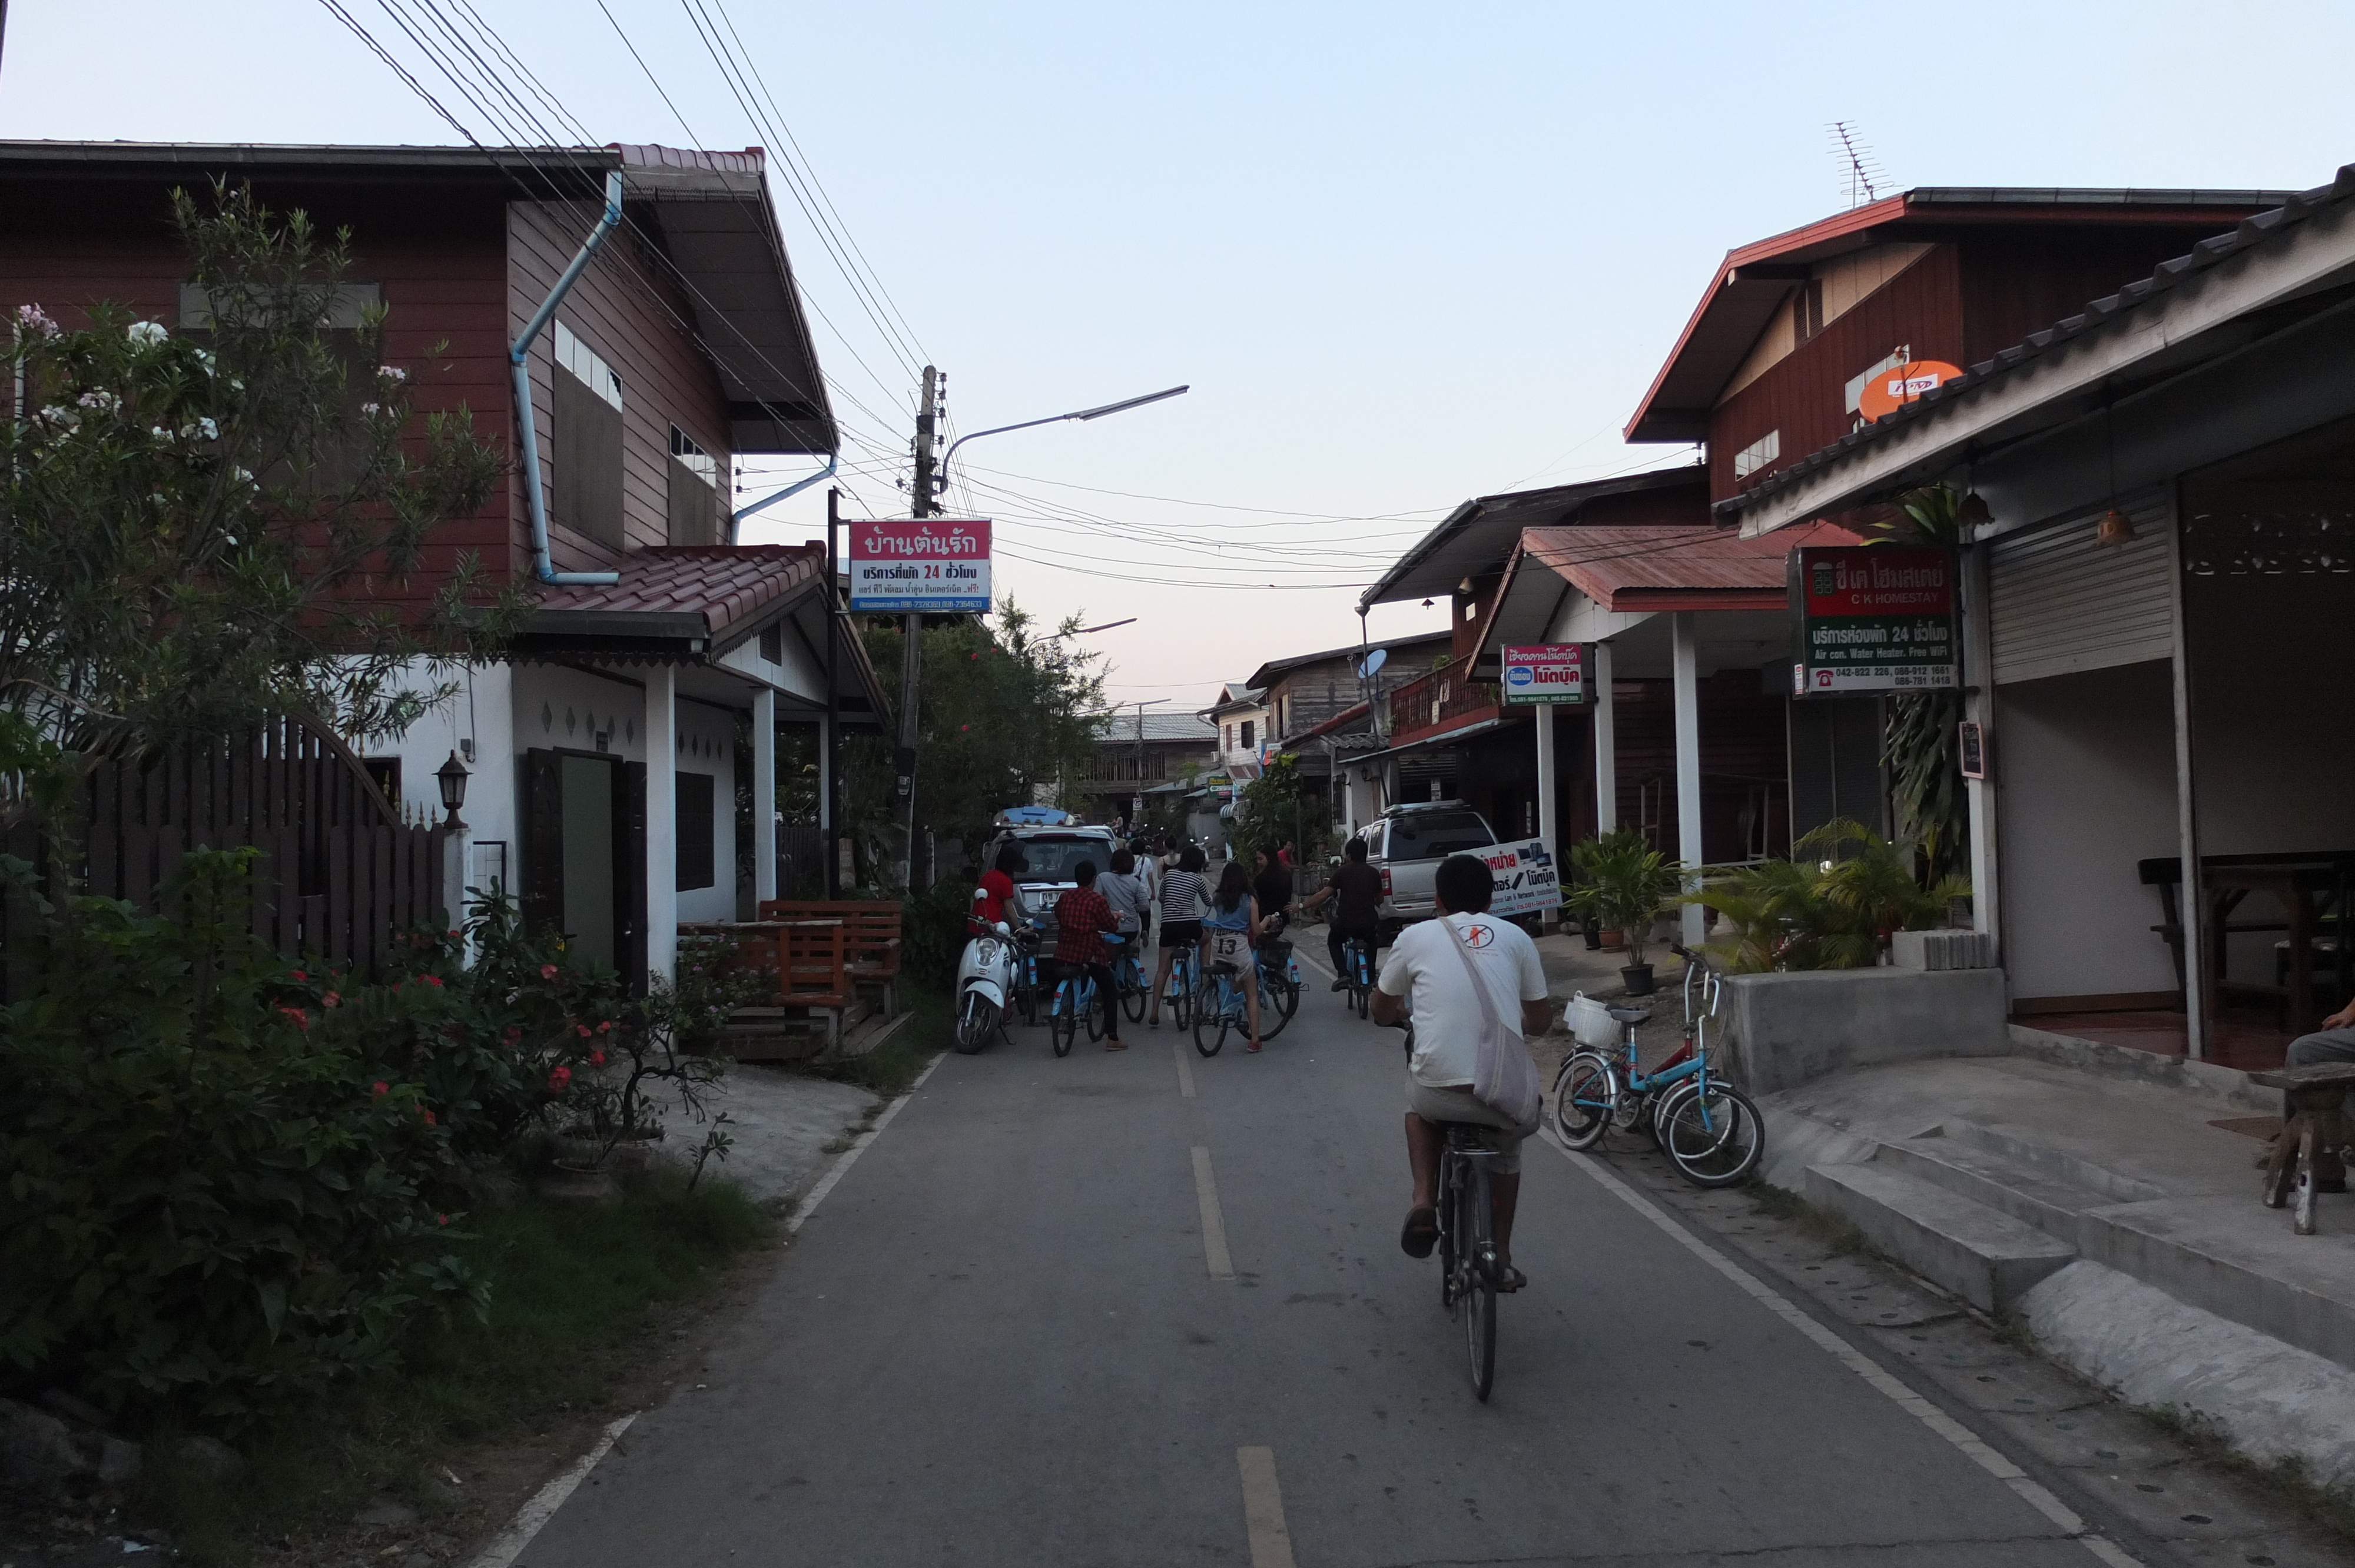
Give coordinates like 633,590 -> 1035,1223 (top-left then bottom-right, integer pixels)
512,976 -> 2142,1568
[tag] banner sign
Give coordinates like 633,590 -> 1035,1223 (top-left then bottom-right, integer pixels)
1790,546 -> 1958,696
847,519 -> 991,613
1501,643 -> 1585,705
1477,837 -> 1561,921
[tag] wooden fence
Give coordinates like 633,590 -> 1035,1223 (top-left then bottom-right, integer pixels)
12,712 -> 448,983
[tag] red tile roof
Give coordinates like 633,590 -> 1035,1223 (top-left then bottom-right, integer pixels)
1522,521 -> 1861,612
532,544 -> 823,642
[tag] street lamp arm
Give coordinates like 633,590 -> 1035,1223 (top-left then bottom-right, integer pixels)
938,385 -> 1188,473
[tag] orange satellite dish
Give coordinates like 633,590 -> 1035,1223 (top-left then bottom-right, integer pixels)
1857,359 -> 1964,422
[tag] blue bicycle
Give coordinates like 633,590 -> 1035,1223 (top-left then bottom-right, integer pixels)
1552,946 -> 1763,1187
1192,953 -> 1255,1057
1163,942 -> 1200,1031
1339,932 -> 1375,1018
1048,934 -> 1126,1058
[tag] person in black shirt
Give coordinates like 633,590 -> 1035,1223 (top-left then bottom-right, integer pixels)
1251,846 -> 1293,937
1302,836 -> 1385,990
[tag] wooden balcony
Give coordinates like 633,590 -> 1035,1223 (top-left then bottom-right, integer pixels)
1384,663 -> 1498,743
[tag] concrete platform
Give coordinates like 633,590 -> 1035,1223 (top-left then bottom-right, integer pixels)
1805,1159 -> 2077,1312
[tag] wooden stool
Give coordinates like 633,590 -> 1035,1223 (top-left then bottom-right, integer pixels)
2250,1062 -> 2355,1235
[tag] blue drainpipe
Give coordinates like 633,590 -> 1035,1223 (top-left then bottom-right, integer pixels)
512,170 -> 625,587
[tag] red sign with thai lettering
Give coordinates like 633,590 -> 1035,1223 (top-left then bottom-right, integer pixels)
847,519 -> 992,613
1791,545 -> 1958,695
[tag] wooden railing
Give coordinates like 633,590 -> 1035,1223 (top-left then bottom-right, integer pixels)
1384,665 -> 1498,739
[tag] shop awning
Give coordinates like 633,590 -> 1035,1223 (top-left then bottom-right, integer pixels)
1482,520 -> 1862,651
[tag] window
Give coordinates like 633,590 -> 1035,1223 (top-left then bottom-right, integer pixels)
1240,720 -> 1255,750
1733,430 -> 1781,480
552,321 -> 624,549
675,772 -> 716,891
668,425 -> 719,546
758,623 -> 783,664
1385,810 -> 1494,858
1223,724 -> 1232,750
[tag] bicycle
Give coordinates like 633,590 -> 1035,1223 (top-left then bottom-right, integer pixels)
1552,949 -> 1763,1187
1113,929 -> 1149,1025
1047,934 -> 1126,1058
1435,1119 -> 1508,1401
1338,932 -> 1375,1017
1193,956 -> 1257,1057
1162,941 -> 1199,1031
1253,914 -> 1301,1041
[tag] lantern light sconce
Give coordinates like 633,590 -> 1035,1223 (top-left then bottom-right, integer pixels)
435,750 -> 470,828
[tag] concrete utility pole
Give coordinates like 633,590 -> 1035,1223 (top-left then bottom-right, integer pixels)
894,365 -> 939,891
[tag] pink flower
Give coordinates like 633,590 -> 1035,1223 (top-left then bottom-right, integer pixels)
422,974 -> 443,988
291,969 -> 307,981
437,1213 -> 449,1226
596,1020 -> 611,1034
576,1024 -> 592,1039
423,1109 -> 437,1125
278,1006 -> 309,1030
323,991 -> 340,1008
540,964 -> 559,981
547,1066 -> 572,1094
372,1081 -> 389,1098
503,1026 -> 522,1045
589,1049 -> 606,1068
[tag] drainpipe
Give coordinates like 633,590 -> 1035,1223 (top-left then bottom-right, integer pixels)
512,170 -> 624,587
728,454 -> 837,544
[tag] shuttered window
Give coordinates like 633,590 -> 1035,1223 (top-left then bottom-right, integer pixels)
552,321 -> 625,550
676,771 -> 715,891
668,426 -> 719,546
1988,490 -> 2175,686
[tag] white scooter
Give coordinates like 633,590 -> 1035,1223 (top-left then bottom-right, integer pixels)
954,917 -> 1020,1054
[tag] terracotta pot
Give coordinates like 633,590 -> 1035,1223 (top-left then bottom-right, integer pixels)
1597,928 -> 1627,952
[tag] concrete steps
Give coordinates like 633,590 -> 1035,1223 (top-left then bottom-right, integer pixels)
1877,1119 -> 2160,1246
1803,1160 -> 2077,1313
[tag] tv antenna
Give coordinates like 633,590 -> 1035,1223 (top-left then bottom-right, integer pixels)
1827,121 -> 1886,208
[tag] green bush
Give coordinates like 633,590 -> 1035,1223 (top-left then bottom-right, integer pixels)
1694,819 -> 1969,971
902,875 -> 976,988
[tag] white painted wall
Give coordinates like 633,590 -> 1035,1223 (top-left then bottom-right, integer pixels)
1995,660 -> 2181,1002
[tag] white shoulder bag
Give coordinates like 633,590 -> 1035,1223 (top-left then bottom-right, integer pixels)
1440,918 -> 1543,1135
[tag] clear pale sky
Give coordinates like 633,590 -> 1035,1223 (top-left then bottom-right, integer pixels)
8,2 -> 2353,716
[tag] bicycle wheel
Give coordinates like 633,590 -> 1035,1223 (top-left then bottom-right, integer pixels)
1460,1163 -> 1497,1402
1551,1053 -> 1617,1151
1192,980 -> 1226,1057
1170,963 -> 1195,1031
954,991 -> 997,1055
1659,1082 -> 1765,1188
1435,1155 -> 1461,1313
1120,963 -> 1146,1024
1050,984 -> 1076,1057
1259,975 -> 1296,1041
1084,982 -> 1106,1042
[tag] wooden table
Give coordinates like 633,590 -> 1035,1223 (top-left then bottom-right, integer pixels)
2141,853 -> 2354,1035
2251,1062 -> 2355,1235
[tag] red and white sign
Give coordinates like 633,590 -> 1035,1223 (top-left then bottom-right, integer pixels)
847,519 -> 992,613
1501,644 -> 1584,705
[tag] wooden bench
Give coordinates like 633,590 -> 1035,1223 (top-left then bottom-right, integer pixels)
680,918 -> 856,1049
759,899 -> 904,1013
2253,1062 -> 2355,1235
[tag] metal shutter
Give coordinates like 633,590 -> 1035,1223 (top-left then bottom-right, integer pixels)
1988,490 -> 2175,685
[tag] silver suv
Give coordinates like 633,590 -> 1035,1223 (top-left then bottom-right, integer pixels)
1352,800 -> 1499,938
982,825 -> 1120,931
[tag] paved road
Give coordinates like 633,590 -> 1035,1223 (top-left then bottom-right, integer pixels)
515,981 -> 2140,1567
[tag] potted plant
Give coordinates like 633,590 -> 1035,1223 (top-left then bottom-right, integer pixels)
1568,829 -> 1684,995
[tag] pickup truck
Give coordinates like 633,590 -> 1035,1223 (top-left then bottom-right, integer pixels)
1351,800 -> 1500,940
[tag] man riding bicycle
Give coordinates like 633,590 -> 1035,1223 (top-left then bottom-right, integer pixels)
1299,835 -> 1383,991
1049,859 -> 1126,1051
1372,853 -> 1551,1291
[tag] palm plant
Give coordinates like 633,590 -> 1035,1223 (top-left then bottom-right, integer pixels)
1693,819 -> 1968,972
1566,828 -> 1684,968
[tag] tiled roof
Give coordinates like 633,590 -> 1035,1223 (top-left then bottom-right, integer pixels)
1523,520 -> 1861,610
531,544 -> 822,643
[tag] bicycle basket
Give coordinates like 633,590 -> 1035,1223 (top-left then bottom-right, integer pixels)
1567,993 -> 1619,1049
1260,938 -> 1293,963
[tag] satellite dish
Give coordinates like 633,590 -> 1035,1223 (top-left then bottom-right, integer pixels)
1356,648 -> 1389,680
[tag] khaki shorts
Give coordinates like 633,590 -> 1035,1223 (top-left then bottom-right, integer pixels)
1407,1079 -> 1525,1175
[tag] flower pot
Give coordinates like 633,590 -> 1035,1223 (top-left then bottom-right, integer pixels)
1580,921 -> 1603,951
1598,928 -> 1627,952
1620,962 -> 1656,996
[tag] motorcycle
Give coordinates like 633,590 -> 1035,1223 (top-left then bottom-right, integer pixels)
954,917 -> 1021,1054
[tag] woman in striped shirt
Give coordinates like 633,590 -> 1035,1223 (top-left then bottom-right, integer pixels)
1147,843 -> 1209,1029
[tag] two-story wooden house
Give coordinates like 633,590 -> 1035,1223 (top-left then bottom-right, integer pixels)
0,140 -> 888,984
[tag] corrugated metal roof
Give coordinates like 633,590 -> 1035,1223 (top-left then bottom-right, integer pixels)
1243,630 -> 1449,690
1722,164 -> 2355,519
1096,713 -> 1218,743
1358,467 -> 1706,609
1522,520 -> 1861,610
530,544 -> 821,640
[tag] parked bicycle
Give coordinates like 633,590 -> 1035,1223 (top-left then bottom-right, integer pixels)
1552,946 -> 1763,1187
1047,934 -> 1127,1058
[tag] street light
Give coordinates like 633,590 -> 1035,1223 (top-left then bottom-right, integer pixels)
1044,617 -> 1138,639
937,385 -> 1189,483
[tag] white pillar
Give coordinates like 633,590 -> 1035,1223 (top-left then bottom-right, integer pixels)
1534,700 -> 1559,931
1591,640 -> 1617,834
2164,511 -> 2205,1058
1671,612 -> 1706,948
752,686 -> 778,906
1960,543 -> 2000,951
645,665 -> 678,984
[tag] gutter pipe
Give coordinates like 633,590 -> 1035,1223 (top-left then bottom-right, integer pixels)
512,170 -> 624,587
728,453 -> 838,543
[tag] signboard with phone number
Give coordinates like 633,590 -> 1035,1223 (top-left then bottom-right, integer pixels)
1501,643 -> 1585,705
847,519 -> 992,613
1789,545 -> 1958,696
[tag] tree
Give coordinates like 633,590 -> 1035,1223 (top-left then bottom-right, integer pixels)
0,184 -> 511,795
1230,752 -> 1325,868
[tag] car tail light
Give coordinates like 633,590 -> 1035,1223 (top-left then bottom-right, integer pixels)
1379,868 -> 1392,896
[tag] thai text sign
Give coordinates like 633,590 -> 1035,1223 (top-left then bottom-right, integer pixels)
1501,643 -> 1584,705
847,519 -> 992,613
1478,837 -> 1561,920
1790,546 -> 1958,695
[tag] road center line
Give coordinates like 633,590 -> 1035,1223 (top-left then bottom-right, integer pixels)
1550,1140 -> 2140,1568
1192,1145 -> 1235,1281
1174,1038 -> 1196,1098
1234,1446 -> 1298,1568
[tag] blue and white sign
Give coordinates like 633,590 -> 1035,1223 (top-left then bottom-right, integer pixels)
1478,837 -> 1561,919
1501,643 -> 1584,705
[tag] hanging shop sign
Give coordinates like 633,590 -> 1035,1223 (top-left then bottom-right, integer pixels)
1855,359 -> 1965,422
1790,545 -> 1959,696
1501,643 -> 1586,705
847,519 -> 992,613
1477,837 -> 1563,921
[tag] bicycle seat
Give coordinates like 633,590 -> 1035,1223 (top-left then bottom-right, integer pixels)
1606,1005 -> 1652,1024
1434,1121 -> 1508,1151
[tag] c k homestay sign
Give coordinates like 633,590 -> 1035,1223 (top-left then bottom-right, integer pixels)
848,519 -> 992,613
1789,545 -> 1958,696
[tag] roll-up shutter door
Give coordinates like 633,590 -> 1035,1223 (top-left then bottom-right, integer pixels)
1988,490 -> 2175,686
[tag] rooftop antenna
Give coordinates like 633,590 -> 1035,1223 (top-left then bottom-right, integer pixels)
1827,121 -> 1886,208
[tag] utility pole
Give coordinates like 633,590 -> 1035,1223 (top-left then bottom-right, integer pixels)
894,366 -> 940,891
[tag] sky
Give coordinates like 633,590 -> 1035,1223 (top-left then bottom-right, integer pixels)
8,1 -> 2355,719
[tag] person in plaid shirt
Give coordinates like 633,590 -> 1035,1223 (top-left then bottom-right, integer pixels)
1053,860 -> 1126,1050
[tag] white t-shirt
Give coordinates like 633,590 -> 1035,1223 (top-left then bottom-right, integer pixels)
1376,912 -> 1550,1088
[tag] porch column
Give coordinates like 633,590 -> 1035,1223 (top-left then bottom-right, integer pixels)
2165,511 -> 2207,1058
1534,700 -> 1560,931
1671,612 -> 1706,948
818,710 -> 836,895
646,664 -> 679,984
1960,543 -> 2001,952
752,685 -> 778,905
1591,640 -> 1617,833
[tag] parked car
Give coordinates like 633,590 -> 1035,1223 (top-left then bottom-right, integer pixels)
1353,800 -> 1500,940
981,815 -> 1121,938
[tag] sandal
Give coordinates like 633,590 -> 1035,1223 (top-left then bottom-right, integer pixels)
1246,1040 -> 1263,1053
1399,1205 -> 1438,1258
1495,1262 -> 1528,1293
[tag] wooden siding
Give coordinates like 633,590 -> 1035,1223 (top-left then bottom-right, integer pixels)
0,179 -> 514,600
1953,225 -> 2251,368
509,201 -> 735,578
1708,244 -> 1963,503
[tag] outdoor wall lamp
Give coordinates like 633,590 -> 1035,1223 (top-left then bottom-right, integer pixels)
1956,491 -> 1992,530
2095,509 -> 2138,547
436,750 -> 470,828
